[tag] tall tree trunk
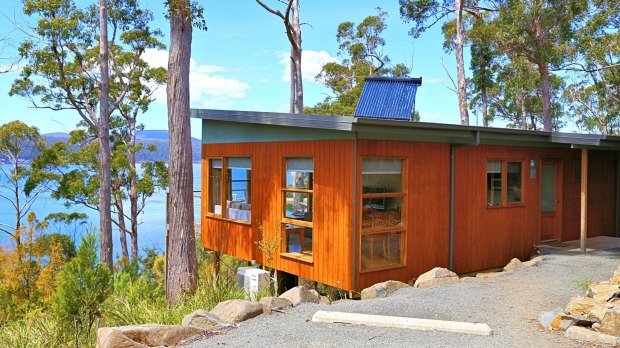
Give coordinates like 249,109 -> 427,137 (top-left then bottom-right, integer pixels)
99,0 -> 113,271
291,0 -> 303,114
455,0 -> 469,125
166,0 -> 198,305
481,86 -> 488,127
539,62 -> 552,131
116,196 -> 130,260
129,120 -> 139,260
519,91 -> 527,130
14,163 -> 21,246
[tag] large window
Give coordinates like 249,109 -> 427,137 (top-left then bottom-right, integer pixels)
360,158 -> 405,272
281,158 -> 313,262
487,160 -> 523,207
207,157 -> 252,223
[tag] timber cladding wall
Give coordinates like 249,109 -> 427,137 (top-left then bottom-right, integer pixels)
356,140 -> 451,291
453,146 -> 617,274
201,140 -> 356,290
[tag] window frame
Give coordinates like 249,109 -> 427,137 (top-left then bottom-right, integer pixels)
486,159 -> 525,208
359,157 -> 407,273
280,157 -> 314,262
205,156 -> 252,224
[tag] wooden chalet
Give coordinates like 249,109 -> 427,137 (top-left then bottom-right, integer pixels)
191,78 -> 620,292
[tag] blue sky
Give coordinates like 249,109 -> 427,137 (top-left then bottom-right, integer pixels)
0,0 -> 465,139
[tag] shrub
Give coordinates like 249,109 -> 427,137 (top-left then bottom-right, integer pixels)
52,231 -> 112,343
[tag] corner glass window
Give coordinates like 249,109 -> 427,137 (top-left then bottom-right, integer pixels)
281,158 -> 313,262
360,158 -> 405,272
207,157 -> 252,223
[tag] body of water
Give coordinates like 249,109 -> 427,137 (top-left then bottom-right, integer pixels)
0,163 -> 202,256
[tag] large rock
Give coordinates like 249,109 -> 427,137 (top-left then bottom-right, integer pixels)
565,296 -> 608,316
538,307 -> 563,330
476,272 -> 504,279
279,286 -> 319,306
503,258 -> 523,272
361,280 -> 409,300
259,296 -> 293,311
522,255 -> 543,267
414,268 -> 460,288
600,307 -> 620,336
182,309 -> 231,331
587,283 -> 620,302
96,324 -> 204,348
209,299 -> 267,324
565,326 -> 620,345
611,273 -> 620,285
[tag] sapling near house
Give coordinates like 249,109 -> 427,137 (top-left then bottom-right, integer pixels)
255,220 -> 281,296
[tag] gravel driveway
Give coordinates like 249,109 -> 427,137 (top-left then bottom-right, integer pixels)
183,247 -> 620,348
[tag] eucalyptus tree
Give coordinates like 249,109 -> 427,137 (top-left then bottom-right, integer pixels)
488,56 -> 565,130
0,121 -> 46,245
164,0 -> 205,304
564,0 -> 620,134
306,9 -> 410,116
11,0 -> 164,270
492,0 -> 588,131
400,0 -> 500,125
256,0 -> 303,114
28,124 -> 168,261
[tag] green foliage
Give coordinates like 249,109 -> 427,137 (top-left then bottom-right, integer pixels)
52,231 -> 112,340
306,8 -> 411,116
571,276 -> 592,292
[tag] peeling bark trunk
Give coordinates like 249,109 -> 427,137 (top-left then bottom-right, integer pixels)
520,91 -> 527,130
99,0 -> 113,271
116,196 -> 129,260
481,86 -> 488,127
166,0 -> 198,305
539,62 -> 552,131
455,0 -> 469,125
129,119 -> 139,260
290,0 -> 303,114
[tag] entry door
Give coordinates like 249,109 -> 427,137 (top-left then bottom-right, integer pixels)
540,160 -> 562,241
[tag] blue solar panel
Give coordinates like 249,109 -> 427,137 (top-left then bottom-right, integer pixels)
354,76 -> 422,121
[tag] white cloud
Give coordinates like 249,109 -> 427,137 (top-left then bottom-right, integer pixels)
279,50 -> 337,83
420,111 -> 450,121
142,48 -> 250,108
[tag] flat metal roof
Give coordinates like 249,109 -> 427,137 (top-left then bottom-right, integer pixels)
190,109 -> 620,150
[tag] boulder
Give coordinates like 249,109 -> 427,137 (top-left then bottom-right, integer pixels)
565,326 -> 620,346
560,314 -> 594,329
96,324 -> 204,348
587,304 -> 610,323
361,280 -> 409,300
611,273 -> 620,285
182,309 -> 231,331
476,272 -> 504,279
279,286 -> 319,306
587,283 -> 620,302
258,297 -> 293,311
503,258 -> 523,272
210,299 -> 267,324
319,295 -> 331,305
538,307 -> 563,330
522,255 -> 543,267
600,308 -> 620,336
413,268 -> 460,288
565,296 -> 608,316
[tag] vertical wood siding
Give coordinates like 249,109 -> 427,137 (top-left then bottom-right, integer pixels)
356,140 -> 451,291
201,140 -> 618,291
201,140 -> 356,290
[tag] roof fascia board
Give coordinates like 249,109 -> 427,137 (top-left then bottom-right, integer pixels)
191,109 -> 354,132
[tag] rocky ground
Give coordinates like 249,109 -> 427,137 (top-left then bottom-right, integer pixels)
182,247 -> 620,348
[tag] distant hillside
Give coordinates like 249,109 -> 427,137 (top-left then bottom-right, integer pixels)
41,130 -> 201,163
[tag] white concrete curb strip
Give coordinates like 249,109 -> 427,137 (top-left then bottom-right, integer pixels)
312,311 -> 493,336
